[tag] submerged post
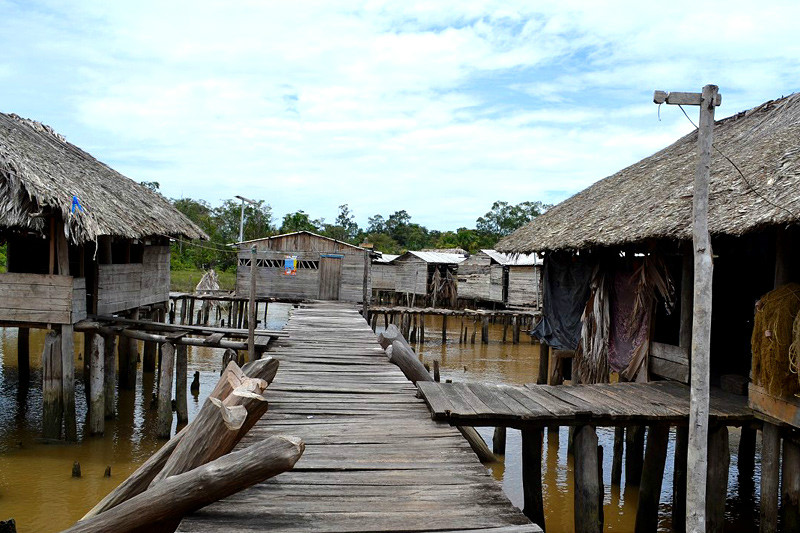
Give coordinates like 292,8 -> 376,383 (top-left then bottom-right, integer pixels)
654,85 -> 720,531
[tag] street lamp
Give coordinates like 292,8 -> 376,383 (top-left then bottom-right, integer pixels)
235,195 -> 258,243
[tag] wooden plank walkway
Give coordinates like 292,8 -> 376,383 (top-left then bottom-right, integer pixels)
178,301 -> 539,533
418,381 -> 754,428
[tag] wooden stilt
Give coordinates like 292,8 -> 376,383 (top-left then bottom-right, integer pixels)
42,331 -> 63,439
419,316 -> 425,344
188,298 -> 195,325
635,424 -> 670,532
263,301 -> 268,328
88,333 -> 105,435
574,424 -> 602,533
760,423 -> 781,533
481,316 -> 489,344
383,312 -> 388,330
782,438 -> 800,532
157,342 -> 176,439
493,426 -> 506,455
672,425 -> 689,533
738,425 -> 757,497
502,316 -> 508,343
61,324 -> 77,441
103,334 -> 117,418
537,342 -> 549,385
17,327 -> 30,383
513,315 -> 520,344
143,320 -> 157,375
705,425 -> 729,533
521,428 -> 545,529
433,359 -> 440,382
175,345 -> 188,424
611,426 -> 624,487
625,425 -> 645,487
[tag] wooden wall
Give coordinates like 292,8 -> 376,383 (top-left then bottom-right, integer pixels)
0,273 -> 86,324
506,265 -> 541,308
458,253 -> 495,302
371,263 -> 396,290
395,257 -> 428,296
97,245 -> 170,314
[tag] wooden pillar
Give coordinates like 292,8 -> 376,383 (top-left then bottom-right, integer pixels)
42,331 -> 63,439
738,425 -> 757,496
103,334 -> 117,418
481,316 -> 489,344
672,425 -> 689,533
142,311 -> 157,373
625,425 -> 645,487
493,426 -> 506,455
248,246 -> 257,363
513,315 -> 520,344
188,297 -> 196,325
433,359 -> 440,382
175,345 -> 188,424
537,342 -> 549,385
419,316 -> 425,344
362,249 -> 370,322
157,342 -> 175,439
705,425 -> 729,533
611,426 -> 624,487
17,327 -> 30,383
441,314 -> 447,344
121,310 -> 139,390
574,424 -> 602,533
634,424 -> 670,532
760,423 -> 781,533
782,438 -> 800,532
521,428 -> 545,529
679,252 -> 693,353
88,333 -> 105,435
502,316 -> 509,343
61,324 -> 77,441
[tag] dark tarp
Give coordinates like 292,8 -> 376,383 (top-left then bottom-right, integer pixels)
532,252 -> 592,350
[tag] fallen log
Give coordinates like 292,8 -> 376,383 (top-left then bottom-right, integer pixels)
377,324 -> 412,352
383,337 -> 496,463
61,435 -> 304,533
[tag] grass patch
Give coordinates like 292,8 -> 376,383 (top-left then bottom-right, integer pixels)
171,269 -> 236,292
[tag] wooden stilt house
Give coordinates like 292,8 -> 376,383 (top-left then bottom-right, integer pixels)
393,250 -> 466,307
236,231 -> 373,302
0,112 -> 206,440
371,252 -> 399,302
457,249 -> 542,307
497,93 -> 800,529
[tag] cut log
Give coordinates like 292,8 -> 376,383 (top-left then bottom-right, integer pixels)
387,341 -> 431,384
377,324 -> 412,352
574,424 -> 602,533
67,435 -> 304,533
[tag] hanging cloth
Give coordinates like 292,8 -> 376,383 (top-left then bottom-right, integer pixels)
532,252 -> 592,350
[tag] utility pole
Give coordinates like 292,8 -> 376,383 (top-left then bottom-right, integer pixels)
235,195 -> 258,243
654,85 -> 721,532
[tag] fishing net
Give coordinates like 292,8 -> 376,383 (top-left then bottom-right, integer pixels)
751,283 -> 800,398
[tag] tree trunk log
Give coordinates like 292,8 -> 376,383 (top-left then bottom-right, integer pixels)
574,424 -> 602,533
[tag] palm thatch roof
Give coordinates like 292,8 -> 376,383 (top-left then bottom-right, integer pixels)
497,93 -> 800,253
0,112 -> 207,244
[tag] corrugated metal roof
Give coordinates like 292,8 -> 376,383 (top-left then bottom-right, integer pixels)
236,230 -> 367,250
405,251 -> 467,264
374,253 -> 400,264
480,249 -> 542,266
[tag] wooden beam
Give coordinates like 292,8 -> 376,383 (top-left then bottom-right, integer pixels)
761,424 -> 781,533
574,424 -> 602,533
157,342 -> 175,439
653,90 -> 721,106
88,333 -> 105,435
521,428 -> 545,529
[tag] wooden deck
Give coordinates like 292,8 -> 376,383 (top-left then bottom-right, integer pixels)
177,301 -> 539,533
418,380 -> 754,428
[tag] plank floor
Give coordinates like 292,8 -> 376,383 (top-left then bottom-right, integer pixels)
178,301 -> 539,533
418,380 -> 754,428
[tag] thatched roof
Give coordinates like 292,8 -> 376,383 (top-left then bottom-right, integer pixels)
497,93 -> 800,253
0,112 -> 207,244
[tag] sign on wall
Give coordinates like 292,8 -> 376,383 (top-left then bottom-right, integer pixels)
284,256 -> 298,276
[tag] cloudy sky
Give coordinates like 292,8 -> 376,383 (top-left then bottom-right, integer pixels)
2,1 -> 799,230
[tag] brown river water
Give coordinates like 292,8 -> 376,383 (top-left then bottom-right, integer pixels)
0,308 -> 759,532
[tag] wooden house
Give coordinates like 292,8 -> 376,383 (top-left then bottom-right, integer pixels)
457,249 -> 542,307
0,112 -> 206,439
393,250 -> 466,307
236,231 -> 372,302
497,93 -> 800,527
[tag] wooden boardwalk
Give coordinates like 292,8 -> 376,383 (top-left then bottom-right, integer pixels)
418,380 -> 753,427
178,301 -> 539,533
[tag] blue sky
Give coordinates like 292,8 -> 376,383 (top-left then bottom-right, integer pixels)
2,0 -> 799,230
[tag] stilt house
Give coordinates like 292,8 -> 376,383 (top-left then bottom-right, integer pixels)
457,249 -> 542,307
0,112 -> 206,439
497,93 -> 800,525
393,250 -> 466,307
371,252 -> 399,301
236,231 -> 372,302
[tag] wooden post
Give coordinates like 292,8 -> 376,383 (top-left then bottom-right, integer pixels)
42,331 -> 63,439
123,309 -> 139,390
654,85 -> 720,532
89,333 -> 105,435
481,316 -> 489,344
103,334 -> 117,418
673,425 -> 689,532
625,425 -> 645,487
738,425 -> 757,496
175,345 -> 188,424
706,425 -> 730,533
782,438 -> 800,532
441,314 -> 447,344
574,424 -> 602,533
419,315 -> 425,344
61,324 -> 77,441
157,342 -> 176,439
493,426 -> 506,455
760,424 -> 781,533
362,250 -> 370,322
433,359 -> 440,382
142,311 -> 157,373
537,342 -> 549,385
15,327 -> 30,384
248,246 -> 256,363
188,297 -> 195,326
679,253 -> 693,352
611,426 -> 624,487
513,315 -> 520,344
521,428 -> 545,529
634,424 -> 670,532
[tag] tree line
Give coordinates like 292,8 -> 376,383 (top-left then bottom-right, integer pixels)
159,183 -> 550,272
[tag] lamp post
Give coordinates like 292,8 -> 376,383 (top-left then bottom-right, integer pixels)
235,195 -> 258,243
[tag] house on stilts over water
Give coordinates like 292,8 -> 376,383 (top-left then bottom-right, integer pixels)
457,249 -> 542,308
497,93 -> 800,529
0,112 -> 207,440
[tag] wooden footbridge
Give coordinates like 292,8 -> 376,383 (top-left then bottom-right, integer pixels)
177,301 -> 540,533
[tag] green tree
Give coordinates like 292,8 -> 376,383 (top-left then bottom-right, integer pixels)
476,200 -> 550,241
324,204 -> 359,243
0,243 -> 6,273
280,211 -> 321,233
214,199 -> 274,243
